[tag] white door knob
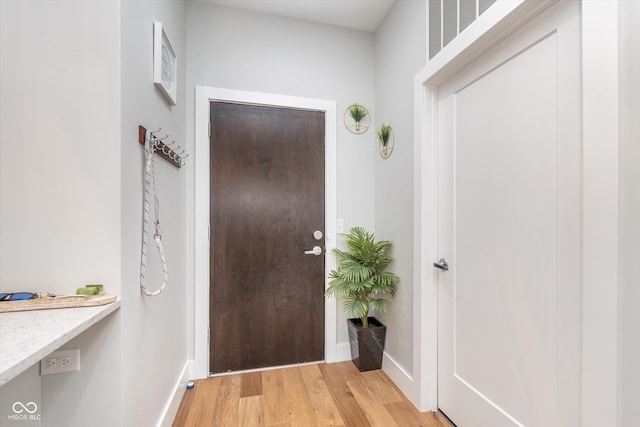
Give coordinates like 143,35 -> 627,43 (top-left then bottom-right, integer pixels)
433,258 -> 449,271
304,246 -> 322,256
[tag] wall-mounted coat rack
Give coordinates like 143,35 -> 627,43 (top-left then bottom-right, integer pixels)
138,125 -> 187,168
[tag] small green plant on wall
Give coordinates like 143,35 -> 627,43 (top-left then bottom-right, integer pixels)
376,123 -> 394,159
349,103 -> 368,130
344,103 -> 370,134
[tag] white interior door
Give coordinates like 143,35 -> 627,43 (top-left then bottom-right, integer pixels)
436,2 -> 582,426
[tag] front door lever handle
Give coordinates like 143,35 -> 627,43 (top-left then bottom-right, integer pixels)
304,246 -> 322,256
433,258 -> 449,271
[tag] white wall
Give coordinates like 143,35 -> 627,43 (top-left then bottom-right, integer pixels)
1,1 -> 190,426
41,314 -> 122,427
0,1 -> 122,426
185,2 -> 377,355
374,0 -> 426,386
120,1 -> 188,426
0,366 -> 41,427
619,1 -> 640,425
0,2 -> 121,296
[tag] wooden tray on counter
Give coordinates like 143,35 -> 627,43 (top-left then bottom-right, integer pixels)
0,294 -> 117,313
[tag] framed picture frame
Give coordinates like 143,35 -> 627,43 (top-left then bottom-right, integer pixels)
153,22 -> 177,106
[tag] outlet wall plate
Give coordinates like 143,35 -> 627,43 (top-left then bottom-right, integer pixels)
40,349 -> 80,375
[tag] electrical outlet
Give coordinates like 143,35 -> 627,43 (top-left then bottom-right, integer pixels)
40,349 -> 80,375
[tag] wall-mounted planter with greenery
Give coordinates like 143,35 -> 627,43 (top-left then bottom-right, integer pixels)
376,123 -> 394,159
344,103 -> 370,134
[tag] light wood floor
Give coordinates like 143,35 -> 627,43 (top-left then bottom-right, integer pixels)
172,361 -> 454,427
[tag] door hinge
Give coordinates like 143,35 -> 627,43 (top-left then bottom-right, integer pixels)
208,121 -> 211,137
208,327 -> 210,344
208,225 -> 211,241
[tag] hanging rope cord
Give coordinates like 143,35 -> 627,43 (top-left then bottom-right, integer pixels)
140,130 -> 169,296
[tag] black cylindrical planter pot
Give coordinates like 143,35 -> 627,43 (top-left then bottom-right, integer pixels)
347,317 -> 387,371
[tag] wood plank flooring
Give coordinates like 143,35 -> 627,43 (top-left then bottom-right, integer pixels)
172,361 -> 454,427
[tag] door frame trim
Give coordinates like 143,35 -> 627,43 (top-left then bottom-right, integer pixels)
193,86 -> 338,378
414,0 -> 558,412
414,0 -> 622,422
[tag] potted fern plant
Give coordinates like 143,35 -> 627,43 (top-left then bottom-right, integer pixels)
325,226 -> 400,371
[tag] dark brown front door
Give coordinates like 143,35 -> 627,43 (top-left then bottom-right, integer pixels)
209,101 -> 325,374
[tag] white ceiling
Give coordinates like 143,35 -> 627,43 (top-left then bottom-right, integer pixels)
198,0 -> 396,32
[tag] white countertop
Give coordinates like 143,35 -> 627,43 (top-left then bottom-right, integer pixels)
0,300 -> 121,386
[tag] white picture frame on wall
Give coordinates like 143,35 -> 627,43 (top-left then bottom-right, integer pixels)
153,22 -> 177,106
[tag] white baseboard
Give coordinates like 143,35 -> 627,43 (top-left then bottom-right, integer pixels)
336,342 -> 351,362
382,352 -> 420,408
157,354 -> 416,424
337,345 -> 420,410
158,359 -> 194,427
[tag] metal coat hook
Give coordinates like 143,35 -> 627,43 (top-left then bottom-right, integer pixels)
138,125 -> 186,168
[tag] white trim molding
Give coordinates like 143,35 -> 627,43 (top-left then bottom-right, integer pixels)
158,360 -> 193,427
418,0 -> 558,86
581,2 -> 620,425
414,0 -> 558,412
193,86 -> 338,379
413,0 -> 622,417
